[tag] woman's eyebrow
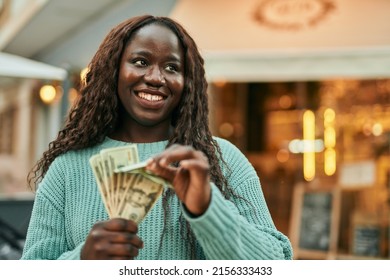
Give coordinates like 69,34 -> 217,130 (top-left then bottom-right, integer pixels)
130,50 -> 182,62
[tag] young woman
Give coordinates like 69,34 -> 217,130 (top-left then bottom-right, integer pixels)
22,15 -> 293,260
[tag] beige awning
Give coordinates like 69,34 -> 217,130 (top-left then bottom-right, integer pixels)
0,52 -> 67,80
170,0 -> 390,81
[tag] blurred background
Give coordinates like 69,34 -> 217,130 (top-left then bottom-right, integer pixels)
0,0 -> 389,260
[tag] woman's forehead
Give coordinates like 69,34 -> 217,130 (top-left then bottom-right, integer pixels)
124,23 -> 184,59
132,23 -> 179,44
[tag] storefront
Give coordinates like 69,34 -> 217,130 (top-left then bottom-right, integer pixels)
208,78 -> 390,259
171,0 -> 390,259
0,51 -> 67,259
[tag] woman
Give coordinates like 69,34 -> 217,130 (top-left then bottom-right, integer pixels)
22,15 -> 293,260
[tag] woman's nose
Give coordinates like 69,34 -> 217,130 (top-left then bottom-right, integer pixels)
144,65 -> 165,85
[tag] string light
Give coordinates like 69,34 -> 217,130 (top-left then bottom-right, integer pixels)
39,85 -> 57,104
324,108 -> 336,176
303,110 -> 315,181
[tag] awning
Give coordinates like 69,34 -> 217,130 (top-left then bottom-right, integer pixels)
170,0 -> 390,82
0,52 -> 67,81
201,48 -> 390,82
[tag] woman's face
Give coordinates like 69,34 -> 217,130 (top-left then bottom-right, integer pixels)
117,23 -> 185,128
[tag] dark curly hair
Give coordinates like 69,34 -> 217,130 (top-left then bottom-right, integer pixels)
27,15 -> 234,258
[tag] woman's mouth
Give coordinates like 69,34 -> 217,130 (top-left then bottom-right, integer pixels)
137,92 -> 164,102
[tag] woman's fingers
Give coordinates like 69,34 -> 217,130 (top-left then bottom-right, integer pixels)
146,145 -> 209,181
153,145 -> 206,166
113,232 -> 144,248
102,218 -> 138,233
145,145 -> 212,216
146,157 -> 176,181
81,218 -> 143,260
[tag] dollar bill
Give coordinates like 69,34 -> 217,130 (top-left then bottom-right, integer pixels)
115,161 -> 173,189
116,173 -> 164,224
89,154 -> 112,216
89,144 -> 169,224
99,145 -> 139,216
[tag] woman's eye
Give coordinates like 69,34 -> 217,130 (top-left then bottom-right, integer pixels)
133,59 -> 147,66
165,64 -> 178,72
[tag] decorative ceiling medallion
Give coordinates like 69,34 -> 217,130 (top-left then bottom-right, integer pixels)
253,0 -> 336,31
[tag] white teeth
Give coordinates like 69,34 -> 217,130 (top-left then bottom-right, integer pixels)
138,92 -> 163,101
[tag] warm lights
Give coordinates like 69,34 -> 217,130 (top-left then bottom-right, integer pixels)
218,122 -> 234,137
303,110 -> 315,181
279,95 -> 292,109
80,67 -> 89,85
276,148 -> 289,163
39,85 -> 57,104
324,148 -> 336,175
324,108 -> 336,176
372,123 -> 383,136
289,139 -> 324,153
324,126 -> 336,148
39,84 -> 64,105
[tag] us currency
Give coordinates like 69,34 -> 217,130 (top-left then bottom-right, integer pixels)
89,154 -> 112,216
90,145 -> 171,223
115,172 -> 138,217
116,173 -> 164,224
99,145 -> 139,216
114,161 -> 173,189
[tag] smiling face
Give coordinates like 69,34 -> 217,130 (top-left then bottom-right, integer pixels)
117,23 -> 185,135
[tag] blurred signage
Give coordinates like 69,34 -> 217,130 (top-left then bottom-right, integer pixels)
254,0 -> 336,30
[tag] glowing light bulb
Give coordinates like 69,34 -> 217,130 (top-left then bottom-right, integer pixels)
39,85 -> 56,104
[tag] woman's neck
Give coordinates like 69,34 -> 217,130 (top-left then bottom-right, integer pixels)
110,123 -> 173,143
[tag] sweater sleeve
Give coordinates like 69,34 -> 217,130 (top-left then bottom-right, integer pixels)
183,139 -> 293,260
21,157 -> 84,260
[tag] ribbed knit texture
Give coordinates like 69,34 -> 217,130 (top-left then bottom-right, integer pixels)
21,137 -> 293,260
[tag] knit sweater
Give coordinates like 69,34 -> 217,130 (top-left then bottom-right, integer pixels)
21,137 -> 293,260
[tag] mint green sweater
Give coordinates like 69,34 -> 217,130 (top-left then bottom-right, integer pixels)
21,137 -> 292,260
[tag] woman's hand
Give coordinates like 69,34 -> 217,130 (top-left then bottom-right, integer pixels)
81,218 -> 143,260
146,144 -> 211,216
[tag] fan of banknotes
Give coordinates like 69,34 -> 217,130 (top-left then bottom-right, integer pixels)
89,145 -> 171,224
